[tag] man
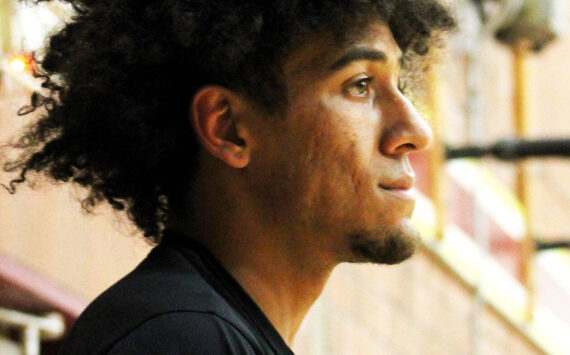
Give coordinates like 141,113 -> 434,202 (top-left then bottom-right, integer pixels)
6,0 -> 455,353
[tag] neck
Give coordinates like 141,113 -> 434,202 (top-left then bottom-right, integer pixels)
207,233 -> 333,345
168,164 -> 335,345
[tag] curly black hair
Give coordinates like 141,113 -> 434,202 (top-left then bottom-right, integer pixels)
4,0 -> 455,242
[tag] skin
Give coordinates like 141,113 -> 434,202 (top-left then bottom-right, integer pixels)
170,21 -> 433,345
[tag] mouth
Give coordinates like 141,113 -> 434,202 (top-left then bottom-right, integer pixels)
378,175 -> 416,200
378,185 -> 416,200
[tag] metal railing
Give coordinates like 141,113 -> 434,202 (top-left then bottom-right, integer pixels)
0,308 -> 65,355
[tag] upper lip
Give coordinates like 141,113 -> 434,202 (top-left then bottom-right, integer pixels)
378,174 -> 415,191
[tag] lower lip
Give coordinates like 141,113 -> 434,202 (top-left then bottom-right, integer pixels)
379,187 -> 416,201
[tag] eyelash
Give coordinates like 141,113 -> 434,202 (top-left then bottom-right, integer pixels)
344,77 -> 407,99
397,80 -> 407,94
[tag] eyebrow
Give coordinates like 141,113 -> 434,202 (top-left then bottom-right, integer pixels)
329,48 -> 387,71
328,47 -> 404,72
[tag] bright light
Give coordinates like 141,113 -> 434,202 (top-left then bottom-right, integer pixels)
8,55 -> 33,74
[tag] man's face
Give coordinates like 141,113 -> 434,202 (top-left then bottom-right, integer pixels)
243,22 -> 433,267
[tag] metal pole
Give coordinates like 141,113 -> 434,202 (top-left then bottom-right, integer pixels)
0,0 -> 14,55
445,138 -> 570,160
22,326 -> 40,355
465,25 -> 489,355
427,66 -> 447,240
513,40 -> 535,321
536,240 -> 570,250
0,308 -> 65,355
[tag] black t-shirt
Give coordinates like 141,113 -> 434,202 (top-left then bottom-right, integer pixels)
60,230 -> 294,354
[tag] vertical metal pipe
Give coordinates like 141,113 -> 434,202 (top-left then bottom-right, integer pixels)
0,0 -> 14,54
512,40 -> 534,321
466,51 -> 489,355
460,2 -> 489,352
427,66 -> 446,240
22,326 -> 40,355
466,34 -> 490,355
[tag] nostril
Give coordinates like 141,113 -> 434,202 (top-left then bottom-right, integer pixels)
395,143 -> 416,154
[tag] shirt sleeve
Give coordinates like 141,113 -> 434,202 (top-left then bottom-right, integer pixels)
106,311 -> 259,355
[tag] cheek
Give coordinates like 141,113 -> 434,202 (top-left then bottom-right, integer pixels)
303,108 -> 377,207
315,100 -> 379,179
280,96 -> 382,217
324,97 -> 380,150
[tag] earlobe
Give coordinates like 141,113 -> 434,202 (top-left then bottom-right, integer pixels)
190,86 -> 250,169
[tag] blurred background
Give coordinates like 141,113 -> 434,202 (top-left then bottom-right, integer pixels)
1,0 -> 570,354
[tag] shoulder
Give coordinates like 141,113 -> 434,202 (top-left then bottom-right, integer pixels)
60,244 -> 263,354
107,311 -> 259,354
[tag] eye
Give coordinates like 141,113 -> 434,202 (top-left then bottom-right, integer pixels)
344,77 -> 373,98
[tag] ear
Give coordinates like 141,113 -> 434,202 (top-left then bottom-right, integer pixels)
190,86 -> 250,169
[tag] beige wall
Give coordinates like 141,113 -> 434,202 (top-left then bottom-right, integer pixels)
293,250 -> 541,354
0,82 -> 151,302
441,9 -> 570,242
529,33 -> 570,239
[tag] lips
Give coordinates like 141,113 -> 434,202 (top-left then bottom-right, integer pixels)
378,174 -> 415,191
378,174 -> 416,201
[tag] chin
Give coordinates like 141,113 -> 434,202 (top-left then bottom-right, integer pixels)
347,220 -> 421,265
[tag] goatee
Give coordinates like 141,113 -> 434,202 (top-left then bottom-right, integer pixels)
348,226 -> 420,265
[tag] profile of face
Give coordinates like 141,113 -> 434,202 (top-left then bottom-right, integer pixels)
242,22 -> 433,267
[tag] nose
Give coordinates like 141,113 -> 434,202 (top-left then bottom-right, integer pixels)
380,93 -> 433,156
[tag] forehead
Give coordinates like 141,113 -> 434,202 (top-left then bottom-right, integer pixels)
283,22 -> 402,79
